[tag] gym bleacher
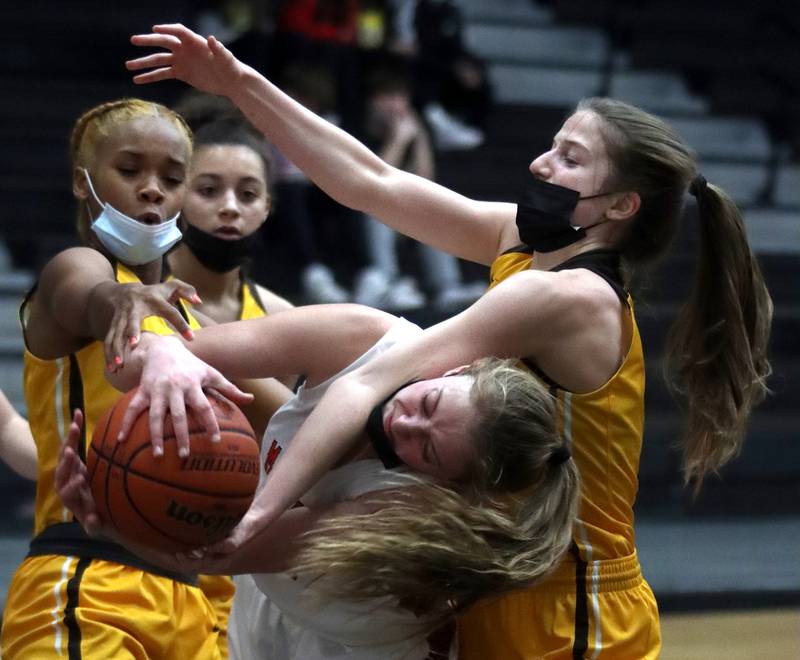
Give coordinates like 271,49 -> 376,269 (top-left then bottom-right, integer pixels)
0,0 -> 797,620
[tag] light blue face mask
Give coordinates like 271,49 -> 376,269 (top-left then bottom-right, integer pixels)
82,168 -> 182,265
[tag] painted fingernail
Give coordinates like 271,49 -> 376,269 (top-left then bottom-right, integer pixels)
211,433 -> 221,443
191,294 -> 202,304
182,329 -> 194,340
178,447 -> 189,458
153,446 -> 164,458
129,336 -> 139,346
114,356 -> 123,366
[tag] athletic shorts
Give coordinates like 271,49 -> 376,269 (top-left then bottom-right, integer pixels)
200,574 -> 236,659
2,554 -> 222,660
457,552 -> 661,659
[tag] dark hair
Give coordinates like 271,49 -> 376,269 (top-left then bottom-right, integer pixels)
193,118 -> 273,194
579,97 -> 773,490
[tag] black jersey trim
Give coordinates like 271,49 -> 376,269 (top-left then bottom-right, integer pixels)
65,556 -> 90,660
67,354 -> 87,464
28,522 -> 198,586
242,274 -> 267,314
570,541 -> 590,658
501,243 -> 533,256
552,249 -> 628,306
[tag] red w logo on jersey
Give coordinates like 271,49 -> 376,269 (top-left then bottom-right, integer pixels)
264,439 -> 282,474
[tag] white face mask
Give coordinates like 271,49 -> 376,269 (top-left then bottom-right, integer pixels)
82,168 -> 182,265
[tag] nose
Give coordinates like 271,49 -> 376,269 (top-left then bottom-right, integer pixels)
391,411 -> 428,442
219,189 -> 240,221
138,175 -> 165,204
529,150 -> 552,179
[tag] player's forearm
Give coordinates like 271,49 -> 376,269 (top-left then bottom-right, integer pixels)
0,393 -> 37,480
227,65 -> 393,215
241,376 -> 374,533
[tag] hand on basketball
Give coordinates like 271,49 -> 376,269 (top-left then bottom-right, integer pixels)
116,334 -> 253,457
127,24 -> 245,97
55,409 -> 104,536
104,279 -> 200,373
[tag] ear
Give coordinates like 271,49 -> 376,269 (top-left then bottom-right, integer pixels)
605,191 -> 640,221
73,167 -> 90,201
443,364 -> 471,377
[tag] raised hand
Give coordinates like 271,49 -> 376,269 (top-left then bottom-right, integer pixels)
126,24 -> 245,97
104,278 -> 200,372
55,409 -> 104,536
116,334 -> 253,457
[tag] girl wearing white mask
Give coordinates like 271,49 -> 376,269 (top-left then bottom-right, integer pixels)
0,98 -> 253,660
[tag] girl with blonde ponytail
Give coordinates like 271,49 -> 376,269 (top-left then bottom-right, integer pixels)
58,304 -> 579,660
125,25 -> 772,659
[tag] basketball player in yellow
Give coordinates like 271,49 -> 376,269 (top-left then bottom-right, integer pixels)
125,25 -> 772,658
0,101 -> 294,658
0,98 -> 254,660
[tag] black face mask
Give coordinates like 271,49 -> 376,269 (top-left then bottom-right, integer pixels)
515,178 -> 610,253
181,222 -> 260,273
364,381 -> 417,469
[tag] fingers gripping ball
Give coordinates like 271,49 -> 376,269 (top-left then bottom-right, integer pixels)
87,388 -> 260,552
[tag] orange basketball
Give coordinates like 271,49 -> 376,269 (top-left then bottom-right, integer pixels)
87,387 -> 260,553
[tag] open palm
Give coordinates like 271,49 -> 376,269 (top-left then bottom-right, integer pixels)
126,23 -> 244,97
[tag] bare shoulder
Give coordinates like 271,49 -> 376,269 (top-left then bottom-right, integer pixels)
468,268 -> 626,390
254,284 -> 295,315
26,247 -> 115,358
40,246 -> 113,283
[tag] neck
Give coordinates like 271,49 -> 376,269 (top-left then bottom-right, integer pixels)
130,259 -> 164,285
87,234 -> 164,284
334,433 -> 377,467
532,237 -> 610,271
168,244 -> 242,303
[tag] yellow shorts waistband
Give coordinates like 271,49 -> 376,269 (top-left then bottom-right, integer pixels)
537,551 -> 644,593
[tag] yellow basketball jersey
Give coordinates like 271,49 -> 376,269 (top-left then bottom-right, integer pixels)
489,248 -> 643,560
22,261 -> 201,536
239,276 -> 268,320
457,248 -> 659,659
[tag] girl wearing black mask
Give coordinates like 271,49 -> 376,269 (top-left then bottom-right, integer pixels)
167,110 -> 293,337
125,26 -> 772,659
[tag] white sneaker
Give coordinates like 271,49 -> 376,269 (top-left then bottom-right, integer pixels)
354,267 -> 393,308
385,276 -> 426,311
302,263 -> 349,303
424,103 -> 484,151
354,268 -> 426,310
433,281 -> 485,309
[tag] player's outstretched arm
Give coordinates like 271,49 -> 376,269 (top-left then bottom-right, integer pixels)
0,390 -> 37,480
127,24 -> 514,265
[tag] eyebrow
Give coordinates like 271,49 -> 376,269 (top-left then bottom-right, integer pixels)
193,173 -> 264,186
553,137 -> 590,155
117,149 -> 186,167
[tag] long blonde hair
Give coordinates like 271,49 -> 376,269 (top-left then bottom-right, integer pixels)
291,358 -> 580,626
70,98 -> 193,243
579,97 -> 773,491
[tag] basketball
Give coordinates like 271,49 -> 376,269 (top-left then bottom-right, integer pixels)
87,387 -> 260,553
